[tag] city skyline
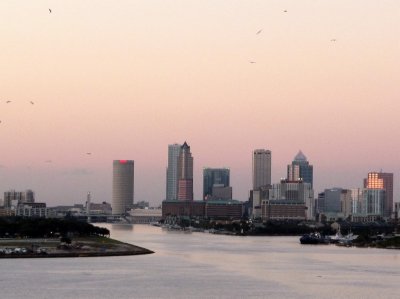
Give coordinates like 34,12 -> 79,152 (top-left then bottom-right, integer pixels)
0,1 -> 399,205
0,147 -> 397,207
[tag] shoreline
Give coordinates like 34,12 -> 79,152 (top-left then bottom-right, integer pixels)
0,236 -> 154,258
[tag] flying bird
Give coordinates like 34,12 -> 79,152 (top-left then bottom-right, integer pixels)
256,29 -> 263,35
49,8 -> 52,13
6,101 -> 11,103
30,101 -> 34,105
284,10 -> 288,13
86,152 -> 92,155
331,39 -> 337,42
249,61 -> 256,64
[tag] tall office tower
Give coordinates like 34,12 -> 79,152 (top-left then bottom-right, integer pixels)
112,160 -> 134,215
287,150 -> 313,187
364,172 -> 394,217
203,168 -> 230,199
166,143 -> 182,200
252,149 -> 272,190
178,142 -> 194,200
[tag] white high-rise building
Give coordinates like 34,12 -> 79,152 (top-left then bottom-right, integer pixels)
252,149 -> 271,190
361,188 -> 385,217
112,160 -> 134,215
166,144 -> 182,200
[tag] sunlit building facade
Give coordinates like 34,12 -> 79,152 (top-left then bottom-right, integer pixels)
364,172 -> 393,217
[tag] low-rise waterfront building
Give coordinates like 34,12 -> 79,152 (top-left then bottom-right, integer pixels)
162,199 -> 244,220
261,200 -> 306,221
162,200 -> 205,218
16,202 -> 47,218
47,204 -> 85,218
130,208 -> 162,224
205,200 -> 243,219
86,202 -> 112,215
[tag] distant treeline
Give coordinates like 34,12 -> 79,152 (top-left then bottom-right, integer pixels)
185,218 -> 396,236
0,217 -> 110,238
248,220 -> 397,236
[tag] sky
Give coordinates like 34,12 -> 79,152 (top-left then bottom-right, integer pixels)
0,1 -> 399,206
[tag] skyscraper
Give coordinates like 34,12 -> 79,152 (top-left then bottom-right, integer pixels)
252,149 -> 272,190
166,143 -> 182,200
287,150 -> 313,187
364,172 -> 393,217
203,168 -> 230,199
178,142 -> 194,200
112,160 -> 134,215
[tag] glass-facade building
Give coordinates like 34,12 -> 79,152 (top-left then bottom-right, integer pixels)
364,172 -> 393,217
203,168 -> 230,199
287,150 -> 313,188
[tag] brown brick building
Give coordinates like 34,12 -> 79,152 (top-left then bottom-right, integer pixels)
162,199 -> 244,220
261,200 -> 306,221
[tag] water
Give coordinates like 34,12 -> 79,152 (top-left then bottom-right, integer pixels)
0,224 -> 399,298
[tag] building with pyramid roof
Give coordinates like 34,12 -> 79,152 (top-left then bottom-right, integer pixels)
287,150 -> 313,187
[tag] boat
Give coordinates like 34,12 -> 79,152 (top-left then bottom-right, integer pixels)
300,232 -> 330,245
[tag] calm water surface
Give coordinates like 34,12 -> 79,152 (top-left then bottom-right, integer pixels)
1,224 -> 399,298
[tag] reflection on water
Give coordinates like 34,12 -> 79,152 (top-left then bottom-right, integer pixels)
110,223 -> 133,231
0,224 -> 399,299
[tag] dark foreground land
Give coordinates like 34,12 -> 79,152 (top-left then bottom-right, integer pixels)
0,236 -> 154,258
0,217 -> 153,258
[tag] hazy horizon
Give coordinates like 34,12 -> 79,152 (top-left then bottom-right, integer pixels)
1,1 -> 399,206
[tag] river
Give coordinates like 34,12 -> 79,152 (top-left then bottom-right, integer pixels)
0,224 -> 399,298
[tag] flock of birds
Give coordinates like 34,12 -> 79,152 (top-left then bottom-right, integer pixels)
250,9 -> 336,64
1,8 -> 91,164
3,7 -> 337,163
1,98 -> 92,160
0,100 -> 35,124
45,7 -> 335,66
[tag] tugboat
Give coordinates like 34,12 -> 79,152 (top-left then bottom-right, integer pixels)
300,232 -> 329,244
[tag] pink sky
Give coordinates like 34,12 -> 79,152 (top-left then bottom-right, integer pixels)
0,1 -> 399,206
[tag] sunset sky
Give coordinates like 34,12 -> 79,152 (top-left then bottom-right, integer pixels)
1,1 -> 399,206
